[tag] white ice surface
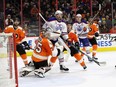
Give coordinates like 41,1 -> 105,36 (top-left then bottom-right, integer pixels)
12,52 -> 116,87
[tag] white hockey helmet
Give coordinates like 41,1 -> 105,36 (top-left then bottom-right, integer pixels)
55,10 -> 63,15
76,14 -> 82,17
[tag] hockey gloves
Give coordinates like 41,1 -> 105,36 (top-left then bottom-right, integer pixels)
21,41 -> 31,50
94,32 -> 99,37
75,42 -> 80,51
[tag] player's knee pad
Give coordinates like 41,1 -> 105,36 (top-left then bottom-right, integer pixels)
34,68 -> 45,73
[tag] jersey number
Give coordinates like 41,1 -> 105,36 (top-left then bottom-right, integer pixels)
36,42 -> 42,53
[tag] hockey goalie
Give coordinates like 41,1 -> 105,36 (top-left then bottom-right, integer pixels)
19,31 -> 63,78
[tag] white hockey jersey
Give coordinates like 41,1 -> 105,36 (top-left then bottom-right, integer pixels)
72,22 -> 89,39
42,17 -> 68,40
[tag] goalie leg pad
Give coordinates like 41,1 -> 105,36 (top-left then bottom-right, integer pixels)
19,66 -> 34,77
34,68 -> 45,78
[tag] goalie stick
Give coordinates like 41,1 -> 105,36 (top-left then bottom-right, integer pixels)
80,50 -> 106,66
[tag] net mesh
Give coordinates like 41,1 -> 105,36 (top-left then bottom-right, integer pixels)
0,33 -> 18,87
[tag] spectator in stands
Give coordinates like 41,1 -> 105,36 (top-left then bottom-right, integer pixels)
99,20 -> 108,33
5,3 -> 13,16
23,0 -> 31,20
85,12 -> 90,21
5,14 -> 14,26
112,15 -> 116,25
109,23 -> 116,33
105,15 -> 112,33
30,4 -> 39,24
0,18 -> 2,33
0,28 -> 2,33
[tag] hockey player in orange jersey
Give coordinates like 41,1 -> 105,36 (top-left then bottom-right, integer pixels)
4,18 -> 30,66
67,22 -> 87,70
87,17 -> 99,60
20,31 -> 63,78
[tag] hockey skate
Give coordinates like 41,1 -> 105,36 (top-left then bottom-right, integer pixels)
92,56 -> 98,60
75,60 -> 78,62
34,68 -> 45,78
87,57 -> 93,62
60,65 -> 69,72
83,65 -> 87,70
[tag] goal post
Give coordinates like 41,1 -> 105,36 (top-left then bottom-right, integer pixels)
0,33 -> 18,87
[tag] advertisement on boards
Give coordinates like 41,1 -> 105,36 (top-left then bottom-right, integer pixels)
25,34 -> 116,52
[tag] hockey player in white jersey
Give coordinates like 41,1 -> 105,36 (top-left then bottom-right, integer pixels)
42,10 -> 69,72
72,14 -> 92,62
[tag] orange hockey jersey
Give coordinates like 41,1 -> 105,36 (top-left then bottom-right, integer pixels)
68,30 -> 79,43
32,37 -> 53,62
4,25 -> 26,44
88,23 -> 99,38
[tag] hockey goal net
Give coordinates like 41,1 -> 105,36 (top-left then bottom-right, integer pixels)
0,33 -> 18,87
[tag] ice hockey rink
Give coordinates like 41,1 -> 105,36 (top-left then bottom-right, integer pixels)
18,51 -> 116,87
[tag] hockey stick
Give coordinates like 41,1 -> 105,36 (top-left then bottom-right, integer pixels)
78,4 -> 101,36
80,50 -> 106,66
90,4 -> 101,24
39,13 -> 71,62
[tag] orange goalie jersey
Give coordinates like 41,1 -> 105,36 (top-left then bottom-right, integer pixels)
88,23 -> 99,38
4,25 -> 25,44
32,37 -> 54,62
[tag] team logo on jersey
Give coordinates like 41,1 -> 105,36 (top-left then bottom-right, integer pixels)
55,24 -> 62,31
76,25 -> 82,31
89,28 -> 92,32
15,34 -> 18,38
